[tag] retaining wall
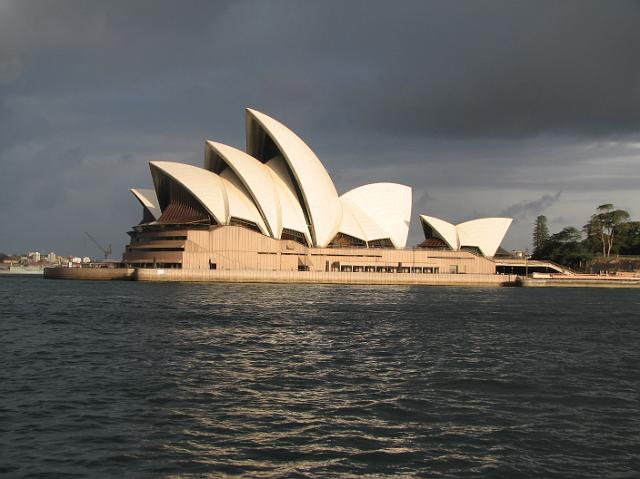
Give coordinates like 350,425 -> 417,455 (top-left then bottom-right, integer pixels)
134,268 -> 516,286
518,276 -> 640,288
44,267 -> 135,281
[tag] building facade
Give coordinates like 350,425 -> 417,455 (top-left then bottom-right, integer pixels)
124,109 -> 510,276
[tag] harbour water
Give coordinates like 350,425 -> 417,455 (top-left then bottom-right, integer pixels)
1,275 -> 639,477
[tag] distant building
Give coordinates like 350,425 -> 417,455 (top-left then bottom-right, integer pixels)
47,252 -> 57,263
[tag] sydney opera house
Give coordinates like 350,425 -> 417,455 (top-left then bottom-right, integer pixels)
124,109 -> 512,277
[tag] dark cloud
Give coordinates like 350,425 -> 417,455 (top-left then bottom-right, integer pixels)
0,0 -> 639,254
500,192 -> 563,220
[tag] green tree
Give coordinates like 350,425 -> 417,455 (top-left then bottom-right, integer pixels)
532,226 -> 589,268
532,215 -> 549,254
586,204 -> 630,258
554,226 -> 582,243
614,221 -> 640,255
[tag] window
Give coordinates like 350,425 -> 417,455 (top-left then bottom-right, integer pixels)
368,238 -> 394,248
229,217 -> 262,233
329,233 -> 366,248
282,228 -> 309,246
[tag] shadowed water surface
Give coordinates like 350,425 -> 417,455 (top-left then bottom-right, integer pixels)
1,275 -> 639,478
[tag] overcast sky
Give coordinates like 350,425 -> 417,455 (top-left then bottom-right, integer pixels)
1,0 -> 639,256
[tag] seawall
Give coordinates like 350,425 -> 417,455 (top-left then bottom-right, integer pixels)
42,267 -> 640,288
133,268 -> 517,286
518,275 -> 640,288
44,267 -> 135,281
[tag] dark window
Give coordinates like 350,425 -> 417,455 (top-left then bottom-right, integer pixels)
460,245 -> 483,256
282,228 -> 309,246
329,232 -> 366,248
229,217 -> 262,233
368,238 -> 394,248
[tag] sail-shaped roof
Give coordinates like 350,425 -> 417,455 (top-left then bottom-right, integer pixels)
265,157 -> 312,244
150,161 -> 228,224
419,215 -> 512,256
457,218 -> 512,257
246,108 -> 341,247
205,141 -> 281,237
130,109 -> 426,250
219,168 -> 269,234
130,188 -> 161,220
419,215 -> 459,250
341,183 -> 412,248
338,198 -> 390,243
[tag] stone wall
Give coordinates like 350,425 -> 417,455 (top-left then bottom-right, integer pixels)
134,268 -> 516,286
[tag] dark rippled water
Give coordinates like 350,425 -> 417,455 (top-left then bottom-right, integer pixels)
1,275 -> 639,478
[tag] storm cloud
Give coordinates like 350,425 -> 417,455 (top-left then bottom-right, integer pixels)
500,192 -> 563,221
1,0 -> 639,255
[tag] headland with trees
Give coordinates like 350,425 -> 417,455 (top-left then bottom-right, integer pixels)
532,204 -> 640,272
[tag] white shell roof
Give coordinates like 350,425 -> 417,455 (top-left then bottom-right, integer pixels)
130,188 -> 161,220
131,109 -> 427,250
419,215 -> 512,257
457,217 -> 512,257
150,161 -> 228,224
339,198 -> 390,243
219,169 -> 269,235
246,108 -> 341,247
341,183 -> 412,248
419,215 -> 459,250
205,141 -> 281,237
265,157 -> 312,244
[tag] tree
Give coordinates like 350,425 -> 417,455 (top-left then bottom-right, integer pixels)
532,226 -> 589,268
586,204 -> 630,258
532,215 -> 549,254
554,226 -> 582,244
615,221 -> 640,255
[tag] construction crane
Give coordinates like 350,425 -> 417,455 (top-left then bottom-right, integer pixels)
84,232 -> 112,260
